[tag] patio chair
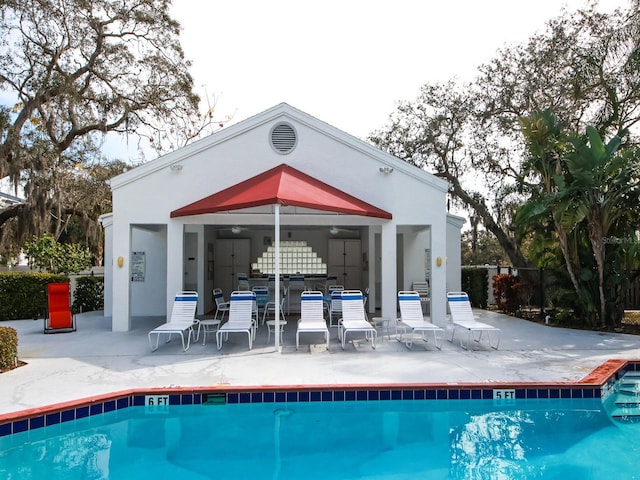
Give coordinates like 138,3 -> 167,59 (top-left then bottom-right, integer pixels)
397,291 -> 443,350
237,273 -> 250,290
212,288 -> 230,321
263,286 -> 287,325
148,291 -> 199,352
296,291 -> 329,350
252,286 -> 270,324
447,291 -> 501,350
338,290 -> 376,350
315,273 -> 337,293
196,288 -> 230,346
216,291 -> 256,350
287,275 -> 306,313
44,282 -> 76,334
412,281 -> 430,314
328,285 -> 344,330
267,274 -> 283,296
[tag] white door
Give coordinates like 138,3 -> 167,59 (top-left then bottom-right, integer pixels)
183,232 -> 198,292
328,239 -> 362,290
344,239 -> 362,290
215,239 -> 250,298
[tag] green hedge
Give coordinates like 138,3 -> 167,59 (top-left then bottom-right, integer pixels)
73,276 -> 104,313
461,267 -> 488,308
0,326 -> 18,370
0,272 -> 69,321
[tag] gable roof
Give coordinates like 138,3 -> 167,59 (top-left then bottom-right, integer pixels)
110,103 -> 449,194
170,163 -> 392,219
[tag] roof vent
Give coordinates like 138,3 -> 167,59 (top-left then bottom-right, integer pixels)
270,123 -> 297,154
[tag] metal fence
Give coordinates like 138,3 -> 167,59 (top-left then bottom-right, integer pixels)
469,265 -> 640,315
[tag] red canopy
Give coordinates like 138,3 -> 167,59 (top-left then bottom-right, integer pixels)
170,164 -> 392,219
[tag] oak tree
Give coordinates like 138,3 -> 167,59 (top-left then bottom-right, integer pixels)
0,0 -> 220,260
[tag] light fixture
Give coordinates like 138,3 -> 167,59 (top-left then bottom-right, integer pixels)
329,226 -> 339,235
231,226 -> 242,234
379,166 -> 394,175
169,164 -> 183,172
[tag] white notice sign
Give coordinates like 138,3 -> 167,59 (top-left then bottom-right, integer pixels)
131,251 -> 145,282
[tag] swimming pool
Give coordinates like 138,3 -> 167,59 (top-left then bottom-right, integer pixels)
1,394 -> 638,479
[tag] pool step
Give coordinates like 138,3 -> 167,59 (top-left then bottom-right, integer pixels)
606,373 -> 640,422
615,392 -> 640,406
618,385 -> 640,395
609,406 -> 640,422
618,372 -> 640,396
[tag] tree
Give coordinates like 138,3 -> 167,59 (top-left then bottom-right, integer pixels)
517,110 -> 640,328
0,0 -> 227,258
517,110 -> 584,298
370,1 -> 640,267
49,156 -> 133,265
461,229 -> 509,266
0,139 -> 132,261
560,127 -> 640,327
23,233 -> 92,274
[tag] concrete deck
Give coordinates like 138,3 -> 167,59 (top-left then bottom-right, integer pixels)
2,309 -> 640,415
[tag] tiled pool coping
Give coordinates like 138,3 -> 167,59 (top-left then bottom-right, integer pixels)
0,358 -> 635,438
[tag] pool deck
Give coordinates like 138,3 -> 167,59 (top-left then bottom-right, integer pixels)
2,309 -> 640,416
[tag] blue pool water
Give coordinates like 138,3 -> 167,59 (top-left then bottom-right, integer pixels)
1,397 -> 639,479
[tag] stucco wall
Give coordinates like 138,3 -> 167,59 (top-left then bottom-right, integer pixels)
105,104 -> 457,330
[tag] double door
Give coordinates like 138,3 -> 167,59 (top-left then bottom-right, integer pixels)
328,239 -> 362,290
214,239 -> 250,298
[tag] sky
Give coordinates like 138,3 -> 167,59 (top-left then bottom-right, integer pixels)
0,0 -> 626,166
156,0 -> 627,146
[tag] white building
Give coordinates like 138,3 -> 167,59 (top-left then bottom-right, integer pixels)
0,179 -> 23,209
0,180 -> 28,266
100,103 -> 465,332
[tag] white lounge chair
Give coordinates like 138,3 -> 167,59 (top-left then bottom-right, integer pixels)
397,290 -> 443,350
216,291 -> 256,350
148,291 -> 199,352
296,291 -> 329,350
338,290 -> 376,350
447,291 -> 501,350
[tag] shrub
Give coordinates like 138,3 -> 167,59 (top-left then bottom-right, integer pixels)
462,268 -> 488,308
493,274 -> 519,314
0,272 -> 68,321
0,326 -> 18,370
73,276 -> 104,313
493,273 -> 533,315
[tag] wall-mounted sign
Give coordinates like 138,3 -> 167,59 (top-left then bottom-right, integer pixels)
131,251 -> 146,282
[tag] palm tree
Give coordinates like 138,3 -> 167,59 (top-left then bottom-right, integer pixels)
555,127 -> 639,327
518,111 -> 640,328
